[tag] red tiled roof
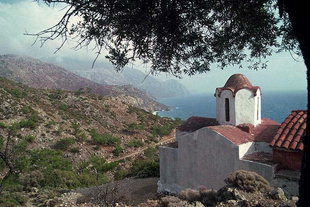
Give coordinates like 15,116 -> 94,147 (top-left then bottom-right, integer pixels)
179,116 -> 280,145
215,74 -> 261,97
270,110 -> 307,151
209,118 -> 280,145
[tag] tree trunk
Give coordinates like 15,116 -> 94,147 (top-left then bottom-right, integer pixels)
283,1 -> 310,206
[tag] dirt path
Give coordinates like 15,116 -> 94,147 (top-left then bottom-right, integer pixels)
108,130 -> 176,163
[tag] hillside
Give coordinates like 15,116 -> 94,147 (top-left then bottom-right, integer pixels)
0,54 -> 168,112
0,77 -> 181,206
43,57 -> 190,98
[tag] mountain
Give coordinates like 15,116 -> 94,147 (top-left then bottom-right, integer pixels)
0,54 -> 168,111
43,57 -> 190,98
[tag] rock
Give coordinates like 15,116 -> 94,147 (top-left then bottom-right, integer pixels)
269,188 -> 287,200
217,187 -> 247,201
179,188 -> 200,202
185,201 -> 204,207
291,196 -> 299,203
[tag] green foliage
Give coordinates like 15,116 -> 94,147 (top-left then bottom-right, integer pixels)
0,192 -> 28,207
30,149 -> 72,172
114,169 -> 128,180
112,144 -> 123,156
126,123 -> 145,131
48,89 -> 62,100
90,129 -> 121,146
0,121 -> 7,129
25,135 -> 36,143
127,139 -> 144,148
69,147 -> 80,153
45,120 -> 57,128
78,155 -> 119,174
6,88 -> 27,98
128,159 -> 159,178
59,104 -> 70,111
144,147 -> 158,159
21,105 -> 33,114
53,138 -> 75,151
1,174 -> 24,192
152,124 -> 173,137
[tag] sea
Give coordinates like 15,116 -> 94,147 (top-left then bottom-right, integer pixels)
156,91 -> 307,123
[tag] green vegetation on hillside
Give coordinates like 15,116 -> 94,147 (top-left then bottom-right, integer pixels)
0,78 -> 183,206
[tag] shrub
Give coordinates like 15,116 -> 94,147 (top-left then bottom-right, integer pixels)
0,192 -> 28,207
0,121 -> 7,129
69,147 -> 80,153
128,159 -> 159,178
53,138 -> 75,151
127,139 -> 144,148
144,147 -> 158,159
224,170 -> 272,193
30,149 -> 72,172
21,105 -> 33,114
152,124 -> 173,137
114,169 -> 128,180
90,129 -> 121,146
126,123 -> 145,131
113,144 -> 123,156
25,135 -> 36,143
59,104 -> 70,111
48,89 -> 62,100
7,88 -> 27,98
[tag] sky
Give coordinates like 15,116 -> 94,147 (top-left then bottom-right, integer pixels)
0,0 -> 307,94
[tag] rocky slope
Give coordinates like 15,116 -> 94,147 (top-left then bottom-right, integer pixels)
0,77 -> 180,206
43,57 -> 190,98
0,54 -> 168,111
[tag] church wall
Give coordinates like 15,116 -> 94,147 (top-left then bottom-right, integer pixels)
159,146 -> 180,193
238,159 -> 275,182
174,127 -> 240,191
239,142 -> 272,158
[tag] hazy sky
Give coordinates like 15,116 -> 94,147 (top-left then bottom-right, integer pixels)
0,0 -> 307,94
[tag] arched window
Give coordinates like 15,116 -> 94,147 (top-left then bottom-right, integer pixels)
225,98 -> 230,122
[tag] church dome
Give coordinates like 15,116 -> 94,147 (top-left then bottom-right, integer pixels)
216,74 -> 260,97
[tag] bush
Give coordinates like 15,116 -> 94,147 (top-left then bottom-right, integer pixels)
90,129 -> 121,146
59,104 -> 70,111
7,88 -> 27,98
127,123 -> 145,131
69,147 -> 80,153
152,124 -> 173,137
0,121 -> 7,129
224,170 -> 272,193
30,149 -> 72,172
0,192 -> 28,207
53,138 -> 75,151
127,139 -> 144,148
128,159 -> 159,178
113,144 -> 123,156
21,105 -> 33,114
25,135 -> 36,143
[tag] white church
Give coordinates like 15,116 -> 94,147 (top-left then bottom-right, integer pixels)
158,74 -> 303,196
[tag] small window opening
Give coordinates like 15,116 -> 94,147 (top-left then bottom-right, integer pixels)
225,98 -> 230,122
257,97 -> 260,120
